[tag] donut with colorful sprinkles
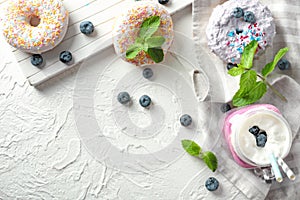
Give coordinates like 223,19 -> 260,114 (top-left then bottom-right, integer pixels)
206,0 -> 276,64
1,0 -> 69,54
112,1 -> 174,66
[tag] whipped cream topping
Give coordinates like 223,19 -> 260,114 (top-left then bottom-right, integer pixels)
206,0 -> 276,64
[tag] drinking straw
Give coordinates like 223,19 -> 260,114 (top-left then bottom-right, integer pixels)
269,152 -> 283,183
277,157 -> 296,181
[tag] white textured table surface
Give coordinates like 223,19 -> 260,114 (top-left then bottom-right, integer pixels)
1,1 -> 299,200
0,4 -> 207,200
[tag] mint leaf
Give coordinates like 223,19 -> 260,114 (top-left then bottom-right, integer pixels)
249,81 -> 267,100
228,66 -> 244,76
147,47 -> 164,63
126,43 -> 143,59
240,40 -> 258,69
146,36 -> 166,48
261,62 -> 272,77
135,37 -> 144,44
233,81 -> 267,106
240,70 -> 257,91
181,140 -> 202,156
201,151 -> 218,172
139,16 -> 161,39
262,47 -> 289,77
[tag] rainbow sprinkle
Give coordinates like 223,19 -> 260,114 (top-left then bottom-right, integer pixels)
226,23 -> 266,63
1,0 -> 68,53
113,2 -> 173,66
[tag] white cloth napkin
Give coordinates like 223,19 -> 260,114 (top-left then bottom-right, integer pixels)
193,0 -> 300,199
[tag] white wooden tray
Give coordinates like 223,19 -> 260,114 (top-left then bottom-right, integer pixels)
0,0 -> 192,86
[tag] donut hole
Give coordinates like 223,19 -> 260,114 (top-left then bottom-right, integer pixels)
29,15 -> 41,27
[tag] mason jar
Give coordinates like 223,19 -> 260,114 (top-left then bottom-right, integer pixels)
223,104 -> 292,169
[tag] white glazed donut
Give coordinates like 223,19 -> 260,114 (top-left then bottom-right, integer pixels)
206,0 -> 276,64
112,1 -> 173,66
1,0 -> 69,54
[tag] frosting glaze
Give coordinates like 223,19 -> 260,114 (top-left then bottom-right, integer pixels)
112,1 -> 173,66
206,0 -> 276,64
1,0 -> 69,53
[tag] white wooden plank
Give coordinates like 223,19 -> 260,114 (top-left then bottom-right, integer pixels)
1,0 -> 192,86
14,0 -> 124,61
19,18 -> 114,78
28,33 -> 112,86
61,0 -> 97,13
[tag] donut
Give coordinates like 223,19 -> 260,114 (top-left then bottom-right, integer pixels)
112,1 -> 174,66
206,0 -> 276,64
1,0 -> 69,54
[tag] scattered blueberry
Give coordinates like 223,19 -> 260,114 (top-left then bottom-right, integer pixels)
117,92 -> 131,104
31,54 -> 43,67
277,58 -> 291,70
80,21 -> 94,35
232,7 -> 244,18
249,126 -> 260,136
256,131 -> 267,147
205,177 -> 219,191
236,28 -> 243,35
143,68 -> 153,79
265,179 -> 272,184
244,11 -> 256,23
158,0 -> 169,5
226,63 -> 237,70
220,103 -> 231,113
180,114 -> 192,127
139,95 -> 152,108
59,51 -> 72,63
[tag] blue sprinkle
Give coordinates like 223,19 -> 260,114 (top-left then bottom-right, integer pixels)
250,36 -> 255,41
228,31 -> 235,37
230,43 -> 235,47
242,42 -> 246,47
256,37 -> 261,41
237,47 -> 243,54
231,58 -> 235,63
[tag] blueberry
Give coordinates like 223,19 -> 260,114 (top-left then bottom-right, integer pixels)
236,28 -> 243,35
277,58 -> 291,70
249,126 -> 260,136
205,177 -> 219,191
80,21 -> 94,35
256,131 -> 267,147
220,103 -> 231,113
139,95 -> 152,108
31,54 -> 43,67
143,68 -> 153,79
180,114 -> 192,127
158,0 -> 169,5
117,92 -> 131,104
265,179 -> 272,184
227,63 -> 237,70
232,7 -> 244,18
59,51 -> 72,63
244,11 -> 256,23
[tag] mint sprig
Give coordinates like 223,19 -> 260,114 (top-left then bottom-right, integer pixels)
228,40 -> 288,107
125,16 -> 166,63
181,140 -> 218,172
262,47 -> 289,77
